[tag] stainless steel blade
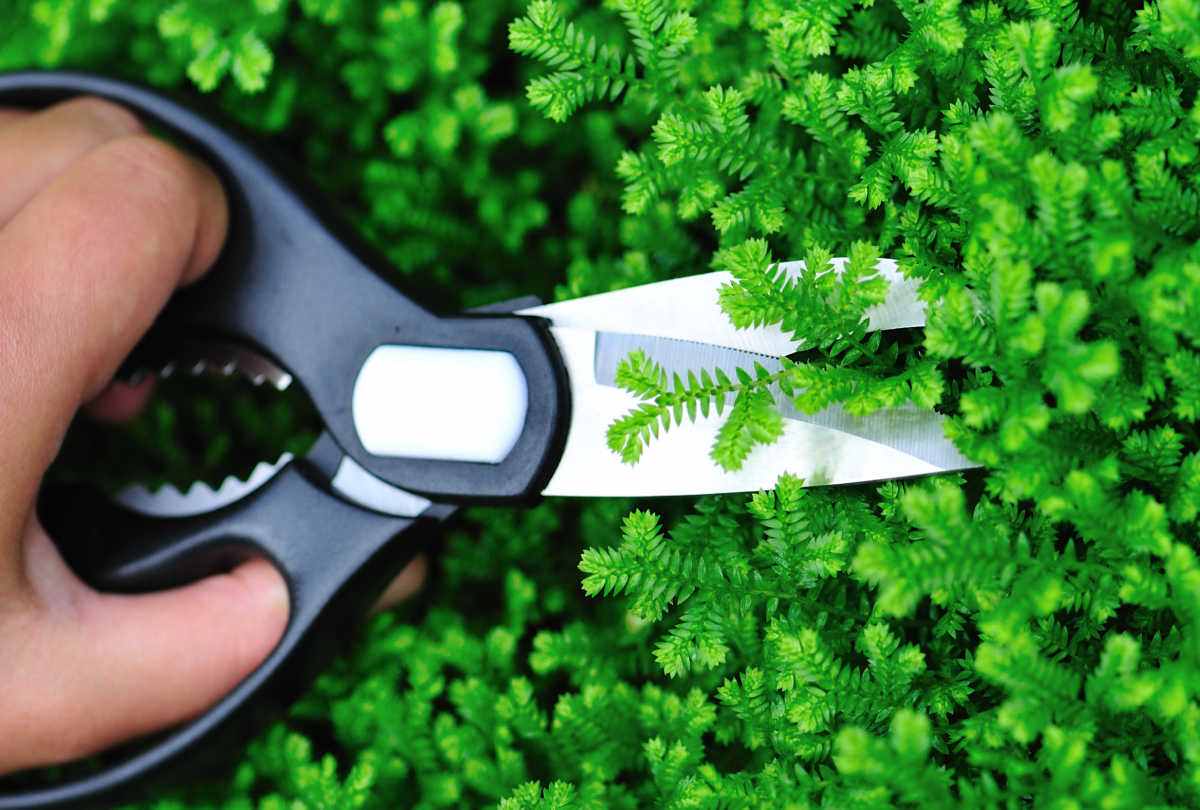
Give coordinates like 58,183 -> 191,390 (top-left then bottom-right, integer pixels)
517,257 -> 925,356
539,328 -> 976,497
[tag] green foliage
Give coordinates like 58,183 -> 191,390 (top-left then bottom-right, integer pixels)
604,345 -> 789,469
6,0 -> 1200,808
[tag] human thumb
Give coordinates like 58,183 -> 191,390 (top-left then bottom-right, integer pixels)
0,523 -> 288,775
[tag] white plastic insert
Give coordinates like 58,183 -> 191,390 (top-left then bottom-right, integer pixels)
352,345 -> 528,463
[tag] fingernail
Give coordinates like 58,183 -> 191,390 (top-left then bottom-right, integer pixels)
241,558 -> 291,620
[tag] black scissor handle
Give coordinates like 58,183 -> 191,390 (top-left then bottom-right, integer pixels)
0,70 -> 568,501
0,69 -> 567,807
1,449 -> 453,810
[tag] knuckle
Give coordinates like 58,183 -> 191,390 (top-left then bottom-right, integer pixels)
101,134 -> 199,199
59,95 -> 144,139
93,134 -> 202,237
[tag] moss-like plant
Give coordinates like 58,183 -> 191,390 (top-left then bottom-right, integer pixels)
4,0 -> 1200,807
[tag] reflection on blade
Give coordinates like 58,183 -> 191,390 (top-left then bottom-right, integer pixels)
517,258 -> 925,356
540,327 -> 977,498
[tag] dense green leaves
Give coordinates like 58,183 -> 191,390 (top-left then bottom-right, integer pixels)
7,0 -> 1200,808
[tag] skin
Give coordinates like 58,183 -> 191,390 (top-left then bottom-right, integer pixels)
0,99 -> 423,775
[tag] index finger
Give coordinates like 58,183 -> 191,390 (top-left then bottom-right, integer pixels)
0,133 -> 228,534
0,98 -> 144,228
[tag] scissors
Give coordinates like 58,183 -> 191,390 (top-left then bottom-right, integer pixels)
0,71 -> 975,809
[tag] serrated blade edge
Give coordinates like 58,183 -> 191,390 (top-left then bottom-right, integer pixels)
114,453 -> 294,518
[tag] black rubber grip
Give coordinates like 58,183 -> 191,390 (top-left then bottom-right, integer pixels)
0,70 -> 570,501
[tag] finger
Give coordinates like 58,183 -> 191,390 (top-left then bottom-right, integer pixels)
84,377 -> 157,424
0,109 -> 29,130
0,97 -> 143,227
0,524 -> 288,772
372,554 -> 429,613
0,134 -> 228,534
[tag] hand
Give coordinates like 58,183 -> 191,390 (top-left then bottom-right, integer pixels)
0,98 -> 424,775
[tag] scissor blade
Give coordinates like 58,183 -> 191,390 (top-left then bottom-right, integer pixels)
539,328 -> 976,497
516,258 -> 926,356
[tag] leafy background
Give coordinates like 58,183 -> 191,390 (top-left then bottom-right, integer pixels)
4,0 -> 1200,807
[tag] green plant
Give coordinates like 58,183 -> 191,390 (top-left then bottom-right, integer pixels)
4,0 -> 1200,807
